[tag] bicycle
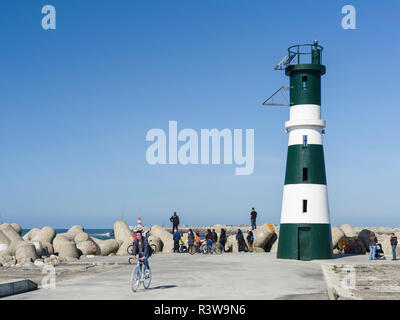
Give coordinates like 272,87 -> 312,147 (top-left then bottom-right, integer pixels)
130,256 -> 152,292
200,240 -> 224,254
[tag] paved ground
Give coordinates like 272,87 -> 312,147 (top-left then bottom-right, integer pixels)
3,253 -> 329,300
5,252 -> 400,300
314,254 -> 400,300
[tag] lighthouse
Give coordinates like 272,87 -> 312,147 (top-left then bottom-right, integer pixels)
264,41 -> 333,260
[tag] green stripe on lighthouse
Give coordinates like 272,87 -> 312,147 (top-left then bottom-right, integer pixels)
284,144 -> 327,185
277,223 -> 333,260
286,64 -> 326,106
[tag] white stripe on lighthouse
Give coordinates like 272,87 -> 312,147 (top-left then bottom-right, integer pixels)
280,184 -> 330,224
289,104 -> 321,120
288,127 -> 323,146
286,104 -> 325,146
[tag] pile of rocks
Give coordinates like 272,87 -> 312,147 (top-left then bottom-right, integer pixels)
0,223 -> 59,267
3,220 -> 390,267
0,221 -> 127,268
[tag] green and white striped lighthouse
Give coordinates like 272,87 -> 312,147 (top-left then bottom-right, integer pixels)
264,41 -> 333,260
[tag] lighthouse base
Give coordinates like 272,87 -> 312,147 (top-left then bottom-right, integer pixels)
277,223 -> 333,260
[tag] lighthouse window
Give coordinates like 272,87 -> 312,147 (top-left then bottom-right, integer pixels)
302,200 -> 308,213
302,76 -> 308,90
302,168 -> 308,181
303,135 -> 308,148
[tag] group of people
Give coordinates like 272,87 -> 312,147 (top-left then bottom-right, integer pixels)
128,208 -> 259,271
367,232 -> 398,261
170,209 -> 258,253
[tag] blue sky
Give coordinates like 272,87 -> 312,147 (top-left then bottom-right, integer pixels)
0,0 -> 399,228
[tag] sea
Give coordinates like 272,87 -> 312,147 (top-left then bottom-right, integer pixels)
21,229 -> 114,240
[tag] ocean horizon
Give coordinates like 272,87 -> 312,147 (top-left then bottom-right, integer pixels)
21,229 -> 114,241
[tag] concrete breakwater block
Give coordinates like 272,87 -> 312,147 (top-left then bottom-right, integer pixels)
0,279 -> 37,298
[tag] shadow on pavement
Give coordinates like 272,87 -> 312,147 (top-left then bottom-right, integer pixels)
148,285 -> 177,291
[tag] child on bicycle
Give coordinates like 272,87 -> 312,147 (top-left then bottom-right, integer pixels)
131,229 -> 150,270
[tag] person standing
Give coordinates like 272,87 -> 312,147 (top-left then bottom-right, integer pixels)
212,229 -> 218,244
205,229 -> 214,254
195,232 -> 201,253
173,228 -> 180,253
236,229 -> 245,252
170,212 -> 180,233
219,229 -> 227,252
250,208 -> 257,230
369,232 -> 377,260
188,229 -> 195,253
390,233 -> 398,260
179,233 -> 185,253
247,231 -> 254,252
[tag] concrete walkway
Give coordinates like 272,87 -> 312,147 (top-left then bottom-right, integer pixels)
3,253 -> 329,300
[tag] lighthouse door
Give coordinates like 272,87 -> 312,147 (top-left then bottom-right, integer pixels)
298,227 -> 311,260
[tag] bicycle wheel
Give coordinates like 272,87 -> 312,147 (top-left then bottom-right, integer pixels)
201,243 -> 208,254
127,245 -> 133,255
131,265 -> 140,292
214,243 -> 224,254
143,266 -> 152,289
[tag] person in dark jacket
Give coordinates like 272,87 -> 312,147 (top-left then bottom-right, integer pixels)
212,229 -> 218,243
369,232 -> 377,260
247,231 -> 254,252
170,212 -> 180,233
219,229 -> 227,252
187,229 -> 195,253
250,208 -> 257,230
390,233 -> 398,260
131,230 -> 150,270
173,228 -> 180,253
236,229 -> 245,252
205,229 -> 213,254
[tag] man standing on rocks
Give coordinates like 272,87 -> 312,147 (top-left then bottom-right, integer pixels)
250,208 -> 257,230
391,233 -> 398,260
170,212 -> 180,233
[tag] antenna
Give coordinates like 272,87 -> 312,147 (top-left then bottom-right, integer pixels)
262,86 -> 291,106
